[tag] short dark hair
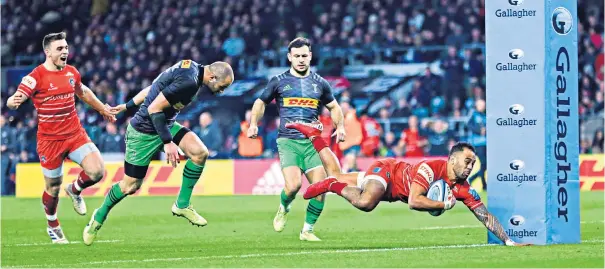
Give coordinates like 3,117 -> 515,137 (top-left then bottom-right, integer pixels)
449,142 -> 475,156
42,32 -> 67,49
288,37 -> 311,52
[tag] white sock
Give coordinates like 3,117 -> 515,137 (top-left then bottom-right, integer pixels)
74,181 -> 83,191
46,214 -> 57,221
302,222 -> 314,232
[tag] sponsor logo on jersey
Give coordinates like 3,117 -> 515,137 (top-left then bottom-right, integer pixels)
69,78 -> 75,88
48,83 -> 58,91
180,60 -> 192,68
417,163 -> 435,183
283,97 -> 319,108
42,92 -> 74,102
312,83 -> 319,93
282,84 -> 293,92
65,72 -> 74,77
21,75 -> 37,89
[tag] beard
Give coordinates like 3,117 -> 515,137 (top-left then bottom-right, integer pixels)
293,65 -> 309,76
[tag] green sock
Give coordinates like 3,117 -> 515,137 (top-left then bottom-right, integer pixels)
304,198 -> 324,226
280,189 -> 295,210
176,160 -> 204,208
94,183 -> 126,224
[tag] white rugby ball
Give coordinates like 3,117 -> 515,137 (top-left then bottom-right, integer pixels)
426,180 -> 452,217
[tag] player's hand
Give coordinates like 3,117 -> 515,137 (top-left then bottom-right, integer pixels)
332,126 -> 346,143
164,142 -> 180,168
505,240 -> 532,247
247,124 -> 259,139
7,92 -> 25,109
100,104 -> 117,123
109,104 -> 127,115
443,193 -> 457,210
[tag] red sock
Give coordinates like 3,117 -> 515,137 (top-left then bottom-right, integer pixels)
42,191 -> 59,228
311,138 -> 328,152
328,182 -> 347,196
71,171 -> 96,195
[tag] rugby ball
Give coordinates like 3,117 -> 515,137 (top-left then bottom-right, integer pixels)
426,180 -> 452,217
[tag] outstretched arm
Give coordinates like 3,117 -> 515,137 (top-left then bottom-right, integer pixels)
110,86 -> 151,114
471,205 -> 530,246
77,84 -> 116,122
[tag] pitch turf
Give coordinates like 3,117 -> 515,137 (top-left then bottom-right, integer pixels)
1,192 -> 603,268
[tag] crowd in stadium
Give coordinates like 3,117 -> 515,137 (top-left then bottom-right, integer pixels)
1,0 -> 603,194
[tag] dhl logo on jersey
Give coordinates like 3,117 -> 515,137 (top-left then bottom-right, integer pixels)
283,98 -> 319,108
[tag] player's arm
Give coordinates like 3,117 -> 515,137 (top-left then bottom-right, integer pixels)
6,92 -> 29,110
471,205 -> 524,246
408,182 -> 449,211
249,76 -> 278,138
408,163 -> 456,211
321,79 -> 345,142
76,83 -> 116,122
7,74 -> 37,109
110,86 -> 151,114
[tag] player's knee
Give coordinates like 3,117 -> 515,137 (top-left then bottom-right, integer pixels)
46,181 -> 62,196
87,164 -> 105,182
189,146 -> 209,166
120,178 -> 142,195
284,180 -> 302,194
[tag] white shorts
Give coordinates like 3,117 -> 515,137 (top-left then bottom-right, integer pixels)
356,172 -> 388,191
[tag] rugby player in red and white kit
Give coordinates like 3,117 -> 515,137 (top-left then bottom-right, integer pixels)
6,32 -> 116,244
286,123 -> 530,247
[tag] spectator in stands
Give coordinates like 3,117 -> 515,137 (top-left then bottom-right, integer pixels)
392,98 -> 412,118
98,122 -> 124,153
263,117 -> 280,158
194,112 -> 223,158
359,112 -> 382,157
440,46 -> 465,101
467,99 -> 487,190
237,110 -> 263,158
424,117 -> 452,156
399,115 -> 427,157
592,130 -> 604,154
339,102 -> 362,172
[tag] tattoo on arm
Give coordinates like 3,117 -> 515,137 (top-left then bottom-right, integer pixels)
472,205 -> 510,242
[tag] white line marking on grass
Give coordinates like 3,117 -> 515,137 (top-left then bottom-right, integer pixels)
18,239 -> 605,268
10,239 -> 122,247
414,220 -> 604,230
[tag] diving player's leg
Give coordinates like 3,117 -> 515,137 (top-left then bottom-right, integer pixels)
65,130 -> 104,215
274,138 -> 303,232
174,124 -> 208,227
83,124 -> 156,246
323,163 -> 388,212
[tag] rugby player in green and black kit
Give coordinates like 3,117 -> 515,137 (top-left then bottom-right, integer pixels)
82,60 -> 234,245
248,37 -> 345,241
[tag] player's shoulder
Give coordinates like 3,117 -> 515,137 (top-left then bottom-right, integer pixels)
271,71 -> 290,82
309,71 -> 328,84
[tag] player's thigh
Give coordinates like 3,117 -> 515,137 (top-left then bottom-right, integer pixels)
173,124 -> 208,163
281,166 -> 303,193
37,138 -> 67,180
67,132 -> 104,179
276,138 -> 304,170
301,140 -> 325,181
358,161 -> 390,193
124,124 -> 161,179
358,179 -> 387,210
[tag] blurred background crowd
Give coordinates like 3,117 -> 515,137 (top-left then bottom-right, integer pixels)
1,0 -> 603,194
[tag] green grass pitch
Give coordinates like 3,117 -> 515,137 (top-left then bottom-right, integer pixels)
1,192 -> 603,268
